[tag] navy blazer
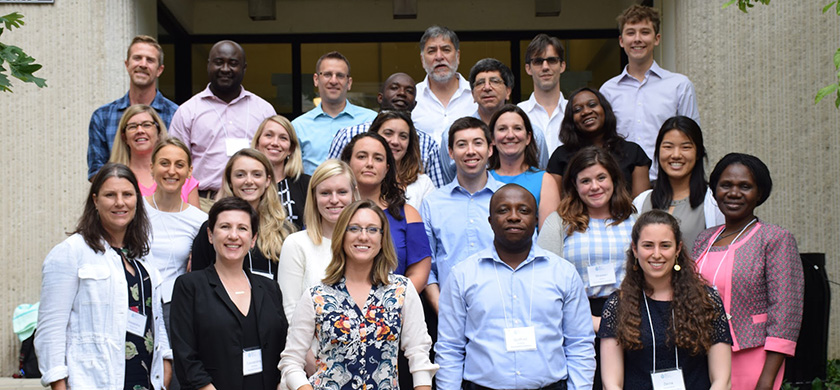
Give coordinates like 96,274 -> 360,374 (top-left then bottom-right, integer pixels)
171,265 -> 289,390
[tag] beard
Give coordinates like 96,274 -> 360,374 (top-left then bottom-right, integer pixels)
425,62 -> 458,83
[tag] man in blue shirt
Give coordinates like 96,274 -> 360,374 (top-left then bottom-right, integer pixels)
293,51 -> 378,174
87,35 -> 178,180
326,72 -> 445,187
420,117 -> 503,315
436,184 -> 595,390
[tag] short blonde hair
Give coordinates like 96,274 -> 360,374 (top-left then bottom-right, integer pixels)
110,104 -> 168,165
323,200 -> 397,286
251,115 -> 304,181
219,148 -> 296,262
304,159 -> 359,245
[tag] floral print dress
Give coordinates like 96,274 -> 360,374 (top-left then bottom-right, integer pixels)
310,274 -> 408,390
121,253 -> 154,390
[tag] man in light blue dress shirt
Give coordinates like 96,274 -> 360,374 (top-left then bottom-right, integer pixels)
293,51 -> 378,175
436,184 -> 595,390
420,117 -> 503,315
600,4 -> 700,181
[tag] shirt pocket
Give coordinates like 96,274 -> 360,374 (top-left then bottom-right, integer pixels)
752,313 -> 768,324
67,339 -> 115,389
75,265 -> 114,333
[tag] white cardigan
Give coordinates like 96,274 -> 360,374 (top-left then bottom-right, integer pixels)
632,188 -> 725,229
35,234 -> 171,390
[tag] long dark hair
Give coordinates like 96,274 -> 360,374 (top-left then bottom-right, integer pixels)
368,111 -> 423,185
487,104 -> 540,171
615,210 -> 718,355
73,162 -> 150,259
559,87 -> 623,157
558,146 -> 635,235
651,116 -> 707,209
340,132 -> 406,220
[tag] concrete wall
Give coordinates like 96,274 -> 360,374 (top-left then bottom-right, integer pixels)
671,2 -> 840,356
0,0 -> 154,376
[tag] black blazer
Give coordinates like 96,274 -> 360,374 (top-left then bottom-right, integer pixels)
171,265 -> 288,390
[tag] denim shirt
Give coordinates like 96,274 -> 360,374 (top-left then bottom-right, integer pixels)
35,234 -> 172,389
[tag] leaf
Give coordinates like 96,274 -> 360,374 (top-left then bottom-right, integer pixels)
834,48 -> 840,69
816,83 -> 839,104
0,72 -> 11,92
0,12 -> 24,30
723,0 -> 738,9
824,1 -> 837,13
835,90 -> 840,109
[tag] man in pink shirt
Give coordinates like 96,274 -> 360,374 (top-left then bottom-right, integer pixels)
169,40 -> 276,211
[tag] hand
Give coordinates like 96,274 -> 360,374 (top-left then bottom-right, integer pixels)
163,359 -> 173,389
414,386 -> 432,390
49,379 -> 67,390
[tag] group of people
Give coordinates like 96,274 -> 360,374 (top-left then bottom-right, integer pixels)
36,4 -> 804,390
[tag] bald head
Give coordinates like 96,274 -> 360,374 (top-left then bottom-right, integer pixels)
489,184 -> 537,253
378,72 -> 417,111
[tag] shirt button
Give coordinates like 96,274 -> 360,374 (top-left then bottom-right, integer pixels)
515,320 -> 521,324
470,243 -> 475,247
470,219 -> 474,223
512,295 -> 517,299
516,371 -> 521,375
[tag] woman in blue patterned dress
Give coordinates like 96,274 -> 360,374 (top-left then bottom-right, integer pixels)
280,200 -> 438,390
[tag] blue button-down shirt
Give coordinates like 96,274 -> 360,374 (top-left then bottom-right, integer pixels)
420,174 -> 503,286
436,245 -> 595,390
600,61 -> 700,180
327,121 -> 445,188
87,91 -> 178,179
293,101 -> 378,175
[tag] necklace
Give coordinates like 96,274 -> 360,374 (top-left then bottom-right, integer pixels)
714,218 -> 756,243
152,193 -> 184,212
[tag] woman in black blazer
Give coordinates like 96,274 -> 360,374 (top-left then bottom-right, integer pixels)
172,197 -> 288,390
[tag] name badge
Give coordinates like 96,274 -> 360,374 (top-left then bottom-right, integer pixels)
504,326 -> 537,352
126,311 -> 147,337
650,368 -> 686,390
251,270 -> 274,280
587,263 -> 617,287
226,138 -> 250,157
243,348 -> 263,376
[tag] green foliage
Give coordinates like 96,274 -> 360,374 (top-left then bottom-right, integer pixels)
782,360 -> 840,390
0,12 -> 47,93
724,1 -> 840,108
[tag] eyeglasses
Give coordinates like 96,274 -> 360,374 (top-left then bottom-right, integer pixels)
529,57 -> 562,67
125,121 -> 158,132
319,71 -> 348,81
473,77 -> 505,88
346,225 -> 383,235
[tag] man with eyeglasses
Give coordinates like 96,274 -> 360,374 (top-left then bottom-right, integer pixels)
169,40 -> 277,211
412,26 -> 478,147
293,51 -> 377,175
87,35 -> 178,181
518,34 -> 569,154
439,58 -> 549,184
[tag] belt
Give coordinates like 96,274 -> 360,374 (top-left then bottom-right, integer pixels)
198,189 -> 218,199
462,379 -> 567,390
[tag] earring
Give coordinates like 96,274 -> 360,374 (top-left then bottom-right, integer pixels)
633,258 -> 639,271
673,263 -> 681,272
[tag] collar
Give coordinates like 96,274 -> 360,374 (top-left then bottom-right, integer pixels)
477,244 -> 549,271
618,60 -> 664,84
198,84 -> 249,104
417,73 -> 472,96
312,100 -> 360,119
447,171 -> 503,195
115,90 -> 168,110
519,91 -> 566,112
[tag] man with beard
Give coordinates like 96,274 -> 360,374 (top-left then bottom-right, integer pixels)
87,35 -> 178,180
518,34 -> 568,153
435,184 -> 595,390
327,72 -> 444,187
412,26 -> 477,146
169,40 -> 276,210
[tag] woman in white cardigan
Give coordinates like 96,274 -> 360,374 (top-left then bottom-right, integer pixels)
632,116 -> 724,250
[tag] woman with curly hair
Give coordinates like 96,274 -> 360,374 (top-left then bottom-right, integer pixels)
599,210 -> 731,390
546,87 -> 650,197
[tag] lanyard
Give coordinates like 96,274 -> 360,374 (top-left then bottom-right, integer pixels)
246,250 -> 270,277
151,196 -> 184,277
206,95 -> 251,140
492,258 -> 536,328
697,218 -> 757,286
642,293 -> 677,372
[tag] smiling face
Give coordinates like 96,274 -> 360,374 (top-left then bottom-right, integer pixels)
348,137 -> 388,189
124,112 -> 159,155
229,156 -> 271,209
571,90 -> 606,135
574,163 -> 614,218
256,121 -> 292,167
632,223 -> 681,284
377,118 -> 411,162
207,41 -> 246,95
619,19 -> 660,65
659,129 -> 697,182
450,127 -> 492,181
493,111 -> 530,159
151,145 -> 192,194
314,58 -> 352,106
209,210 -> 256,264
125,42 -> 163,88
315,174 -> 355,228
342,208 -> 383,265
715,163 -> 760,225
422,36 -> 459,83
379,73 -> 416,111
489,186 -> 537,252
525,45 -> 566,92
93,177 -> 138,239
472,70 -> 511,113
